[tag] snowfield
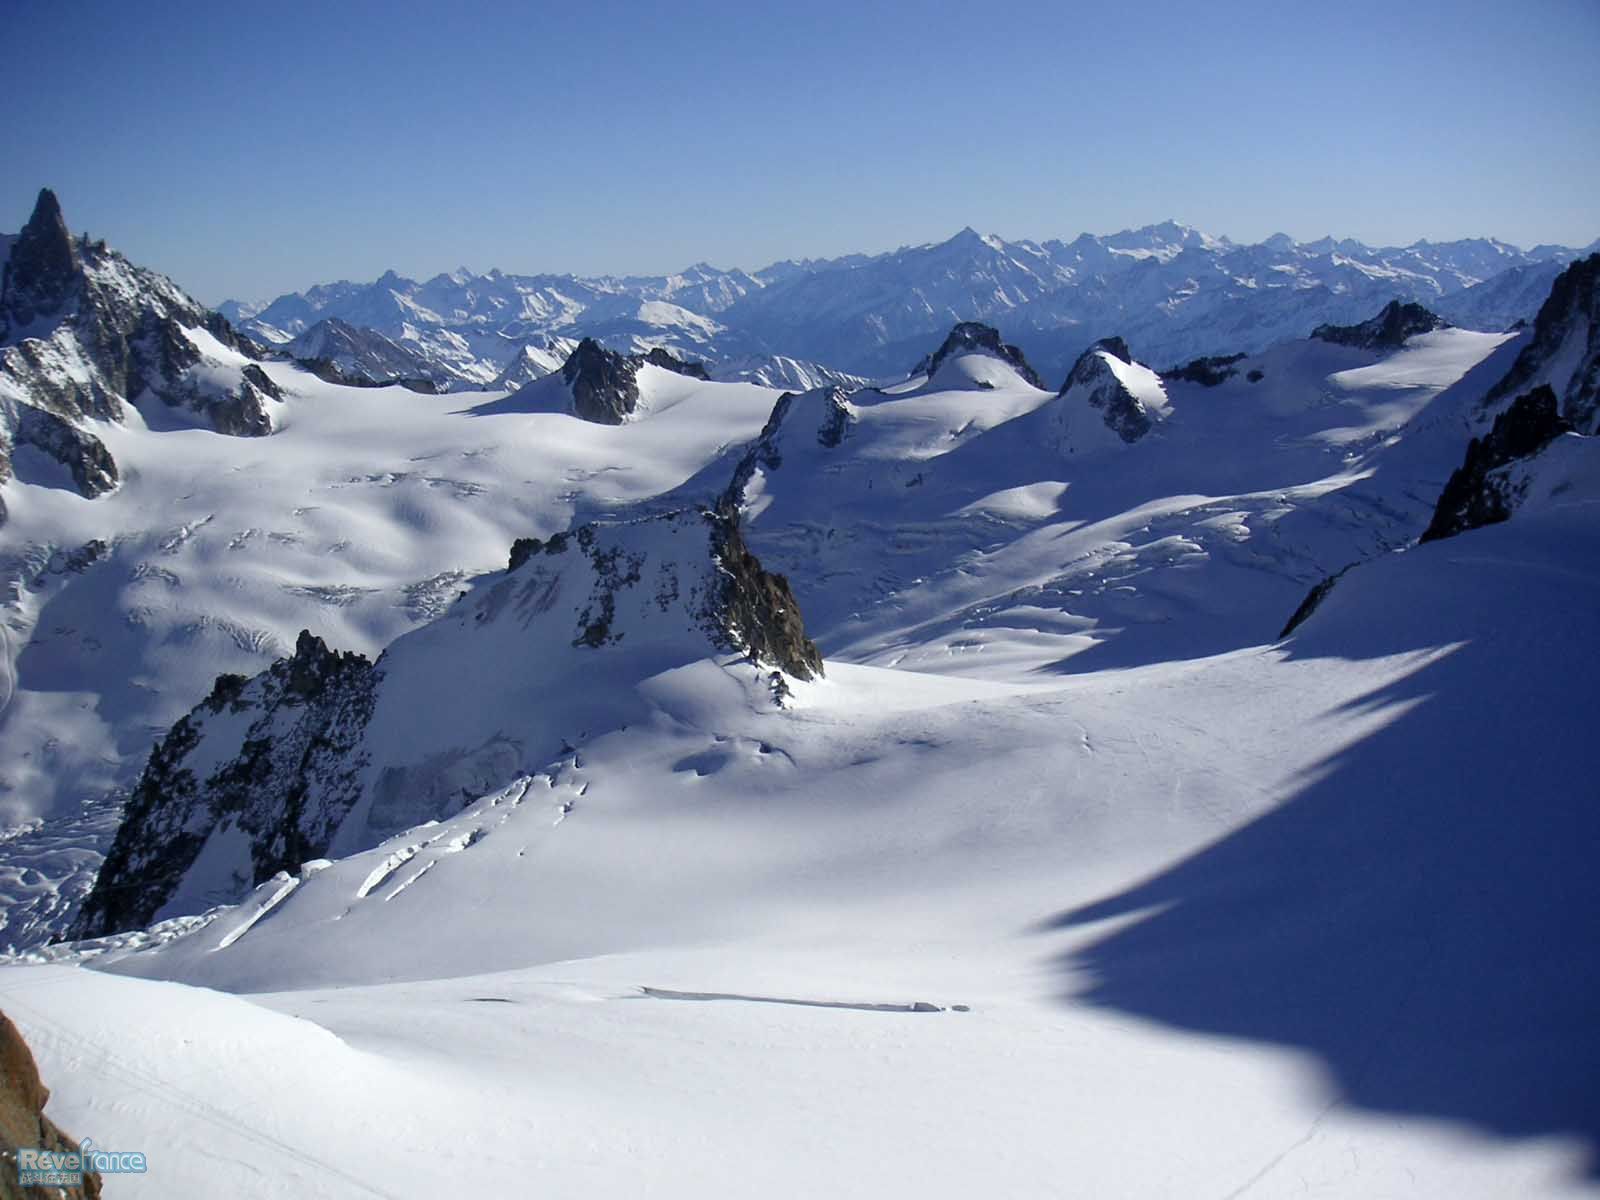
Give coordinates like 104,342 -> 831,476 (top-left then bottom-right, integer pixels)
1,311 -> 1597,1196
0,362 -> 784,942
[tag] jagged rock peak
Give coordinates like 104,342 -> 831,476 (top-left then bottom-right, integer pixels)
719,385 -> 859,513
1,188 -> 81,330
1084,335 -> 1133,367
1056,338 -> 1170,446
554,341 -> 715,423
1059,337 -> 1137,392
503,510 -> 823,681
66,630 -> 380,941
1421,385 -> 1575,542
708,502 -> 823,682
1483,252 -> 1600,432
0,189 -> 277,514
914,321 -> 1044,389
561,337 -> 641,424
72,512 -> 822,940
1311,300 -> 1448,350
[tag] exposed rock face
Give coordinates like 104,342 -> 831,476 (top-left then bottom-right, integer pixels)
10,406 -> 118,496
642,346 -> 711,380
0,188 -> 80,332
1277,568 -> 1351,639
1162,352 -> 1245,387
1057,338 -> 1169,445
913,321 -> 1044,388
1421,385 -> 1575,542
719,386 -> 859,513
561,338 -> 641,423
68,632 -> 379,941
0,1009 -> 101,1199
1311,300 -> 1447,350
708,503 -> 823,681
0,189 -> 276,509
1482,253 -> 1600,433
70,511 -> 821,939
550,341 -> 714,423
496,513 -> 820,678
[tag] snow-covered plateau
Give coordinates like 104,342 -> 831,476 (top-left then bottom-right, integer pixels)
1,190 -> 1597,1198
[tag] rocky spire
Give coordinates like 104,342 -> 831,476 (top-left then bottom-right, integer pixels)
1,188 -> 82,331
1420,385 -> 1575,543
1482,253 -> 1600,433
561,337 -> 642,424
1055,337 -> 1170,446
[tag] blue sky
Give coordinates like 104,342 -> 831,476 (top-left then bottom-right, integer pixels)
4,0 -> 1597,303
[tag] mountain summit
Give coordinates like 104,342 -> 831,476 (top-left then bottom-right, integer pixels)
218,223 -> 1598,386
912,321 -> 1045,388
1311,300 -> 1449,350
1,188 -> 80,330
0,189 -> 280,513
1482,252 -> 1600,433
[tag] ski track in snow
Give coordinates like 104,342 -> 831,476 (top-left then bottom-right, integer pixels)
636,986 -> 964,1013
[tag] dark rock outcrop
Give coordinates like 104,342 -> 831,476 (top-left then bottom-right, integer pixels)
913,321 -> 1044,388
11,406 -> 118,496
1278,568 -> 1350,639
561,338 -> 641,424
708,503 -> 823,681
0,1010 -> 101,1199
718,385 -> 858,515
1,189 -> 277,510
67,631 -> 379,941
1421,385 -> 1574,543
72,511 -> 822,940
1311,300 -> 1447,350
1162,352 -> 1246,387
1058,338 -> 1164,444
1482,253 -> 1600,433
0,189 -> 80,334
551,342 -> 714,423
642,347 -> 711,380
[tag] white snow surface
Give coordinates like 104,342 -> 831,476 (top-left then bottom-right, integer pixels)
2,329 -> 1598,1197
0,360 -> 785,943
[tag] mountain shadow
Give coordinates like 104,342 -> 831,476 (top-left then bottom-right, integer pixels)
1038,514 -> 1600,1176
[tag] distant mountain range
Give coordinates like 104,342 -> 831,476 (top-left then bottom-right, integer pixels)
220,222 -> 1599,386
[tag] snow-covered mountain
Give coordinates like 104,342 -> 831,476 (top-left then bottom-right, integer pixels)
282,316 -> 449,390
708,353 -> 869,392
69,506 -> 819,940
3,201 -> 1598,1199
1480,252 -> 1600,432
488,334 -> 579,391
1,190 -> 280,511
220,222 -> 1599,389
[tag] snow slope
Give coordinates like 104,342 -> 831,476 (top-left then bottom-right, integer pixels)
1,293 -> 1596,1199
0,358 -> 786,945
657,326 -> 1520,681
10,490 -> 1598,1198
